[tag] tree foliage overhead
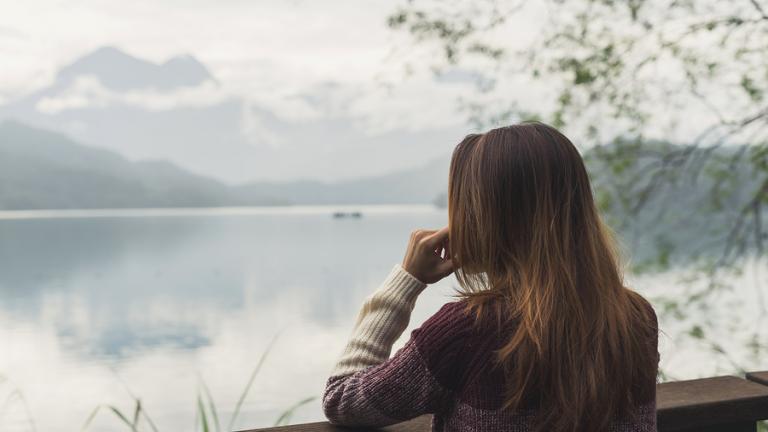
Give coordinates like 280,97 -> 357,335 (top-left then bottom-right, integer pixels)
388,0 -> 768,376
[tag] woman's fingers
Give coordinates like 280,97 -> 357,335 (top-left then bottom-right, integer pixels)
403,225 -> 454,284
437,258 -> 454,277
423,226 -> 449,249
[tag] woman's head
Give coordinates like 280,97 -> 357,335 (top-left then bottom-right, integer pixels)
447,122 -> 657,432
448,122 -> 614,284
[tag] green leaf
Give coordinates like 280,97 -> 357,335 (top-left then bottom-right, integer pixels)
740,75 -> 763,102
689,325 -> 705,339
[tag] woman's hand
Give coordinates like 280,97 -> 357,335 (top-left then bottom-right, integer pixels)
401,226 -> 454,285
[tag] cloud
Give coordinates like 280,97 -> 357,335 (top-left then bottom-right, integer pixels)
0,0 -> 486,182
35,75 -> 231,114
0,25 -> 26,39
1,0 -> 473,130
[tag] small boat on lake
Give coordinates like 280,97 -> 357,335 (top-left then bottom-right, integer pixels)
332,211 -> 363,219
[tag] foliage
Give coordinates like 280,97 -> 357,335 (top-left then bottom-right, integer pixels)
78,332 -> 316,432
387,0 -> 768,375
0,374 -> 36,432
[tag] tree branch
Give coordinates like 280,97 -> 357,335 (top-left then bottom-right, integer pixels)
748,0 -> 768,20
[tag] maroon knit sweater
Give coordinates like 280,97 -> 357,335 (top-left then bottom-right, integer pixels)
323,270 -> 660,432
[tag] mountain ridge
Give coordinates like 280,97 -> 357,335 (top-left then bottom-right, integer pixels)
55,46 -> 214,91
0,120 -> 450,209
0,45 -> 467,183
2,120 -> 761,270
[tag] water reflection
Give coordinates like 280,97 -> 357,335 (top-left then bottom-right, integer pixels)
0,206 -> 459,431
0,206 -> 764,432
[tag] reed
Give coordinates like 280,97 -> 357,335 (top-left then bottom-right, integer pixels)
80,332 -> 317,432
0,374 -> 37,432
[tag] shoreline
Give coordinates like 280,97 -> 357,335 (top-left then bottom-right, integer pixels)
0,204 -> 442,220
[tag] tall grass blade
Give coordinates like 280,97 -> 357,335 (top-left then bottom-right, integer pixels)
82,402 -> 148,432
1,386 -> 37,432
197,393 -> 210,432
132,399 -> 141,428
226,330 -> 282,432
140,407 -> 160,432
193,397 -> 200,432
1,389 -> 22,415
109,368 -> 159,432
0,389 -> 21,427
108,405 -> 138,431
199,376 -> 221,432
80,405 -> 102,431
273,396 -> 317,427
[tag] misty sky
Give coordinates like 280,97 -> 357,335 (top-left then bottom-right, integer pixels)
0,0 -> 557,183
2,0 -> 716,183
0,1 -> 410,100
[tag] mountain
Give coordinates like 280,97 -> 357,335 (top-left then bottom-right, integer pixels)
234,154 -> 450,205
1,120 -> 760,271
0,121 -> 286,209
55,46 -> 214,92
0,121 -> 449,209
0,46 -> 466,183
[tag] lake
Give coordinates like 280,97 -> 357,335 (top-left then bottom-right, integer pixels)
0,206 -> 765,432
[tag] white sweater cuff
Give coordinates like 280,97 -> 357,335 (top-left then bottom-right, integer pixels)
382,263 -> 428,302
328,263 -> 427,377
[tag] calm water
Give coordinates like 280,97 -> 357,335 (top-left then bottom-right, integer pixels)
0,206 -> 461,431
0,206 -> 764,432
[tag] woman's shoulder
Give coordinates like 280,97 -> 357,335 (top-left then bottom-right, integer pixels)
408,300 -> 477,378
412,299 -> 476,342
624,289 -> 660,363
411,300 -> 474,363
625,289 -> 658,328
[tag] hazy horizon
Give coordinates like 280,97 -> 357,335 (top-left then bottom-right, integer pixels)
0,0 -> 489,184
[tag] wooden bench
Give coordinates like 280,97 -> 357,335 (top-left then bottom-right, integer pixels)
240,371 -> 768,432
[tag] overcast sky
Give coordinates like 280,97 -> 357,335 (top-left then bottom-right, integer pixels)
1,1 -> 397,89
0,0 -> 736,183
0,0 -> 520,182
0,0 -> 476,129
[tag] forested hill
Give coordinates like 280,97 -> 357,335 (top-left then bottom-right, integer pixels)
0,121 -> 450,209
3,119 -> 759,268
0,121 -> 285,209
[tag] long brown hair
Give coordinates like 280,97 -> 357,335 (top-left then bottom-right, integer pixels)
448,122 -> 657,432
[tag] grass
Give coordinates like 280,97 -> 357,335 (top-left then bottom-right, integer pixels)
3,358 -> 768,431
0,374 -> 37,432
79,331 -> 317,432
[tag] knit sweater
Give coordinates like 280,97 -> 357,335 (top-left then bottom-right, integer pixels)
322,263 -> 659,432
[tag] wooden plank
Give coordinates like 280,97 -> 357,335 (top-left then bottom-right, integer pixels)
664,421 -> 755,432
746,371 -> 768,387
239,375 -> 768,432
238,416 -> 431,432
657,375 -> 768,431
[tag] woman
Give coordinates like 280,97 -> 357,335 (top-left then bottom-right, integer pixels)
322,122 -> 660,432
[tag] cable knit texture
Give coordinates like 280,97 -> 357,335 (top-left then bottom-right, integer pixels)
323,263 -> 660,431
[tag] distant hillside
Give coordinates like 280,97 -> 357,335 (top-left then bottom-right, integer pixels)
55,46 -> 214,92
234,155 -> 450,205
0,45 -> 465,183
1,120 -> 761,269
582,141 -> 764,269
423,140 -> 763,269
0,121 -> 450,209
0,121 -> 287,209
